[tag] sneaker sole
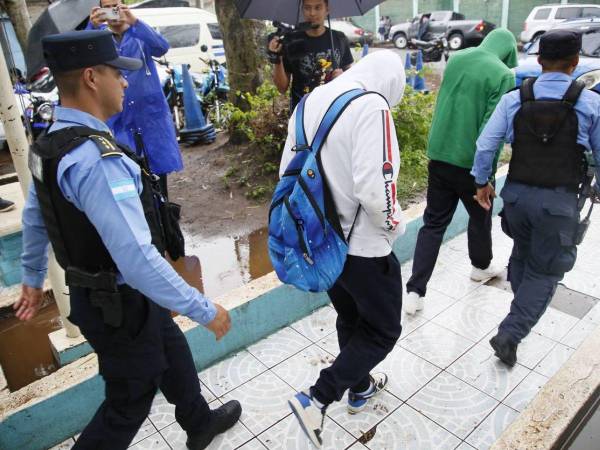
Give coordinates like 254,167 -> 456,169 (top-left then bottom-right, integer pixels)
346,376 -> 388,414
0,205 -> 15,213
288,397 -> 322,449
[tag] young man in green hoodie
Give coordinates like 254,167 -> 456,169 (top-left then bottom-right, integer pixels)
405,28 -> 518,315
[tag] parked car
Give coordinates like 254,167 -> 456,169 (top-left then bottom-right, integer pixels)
329,19 -> 374,45
515,19 -> 600,92
390,10 -> 495,50
520,3 -> 600,43
133,7 -> 225,73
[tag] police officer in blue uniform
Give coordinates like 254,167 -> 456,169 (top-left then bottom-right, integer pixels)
472,29 -> 600,367
14,30 -> 241,449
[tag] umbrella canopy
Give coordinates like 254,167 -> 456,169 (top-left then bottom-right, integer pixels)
235,0 -> 384,24
25,0 -> 98,79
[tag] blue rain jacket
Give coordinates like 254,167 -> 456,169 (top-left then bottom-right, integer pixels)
88,19 -> 183,175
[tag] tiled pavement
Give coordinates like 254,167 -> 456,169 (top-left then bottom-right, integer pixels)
51,215 -> 600,450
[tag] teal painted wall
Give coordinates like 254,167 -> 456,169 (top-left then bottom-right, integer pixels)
353,0 -> 600,34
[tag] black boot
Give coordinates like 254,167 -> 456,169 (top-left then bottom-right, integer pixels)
186,400 -> 242,450
490,334 -> 518,367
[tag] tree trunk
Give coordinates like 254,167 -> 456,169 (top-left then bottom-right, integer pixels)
0,0 -> 32,53
215,0 -> 265,106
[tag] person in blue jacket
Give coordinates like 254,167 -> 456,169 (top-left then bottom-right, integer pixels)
88,1 -> 181,194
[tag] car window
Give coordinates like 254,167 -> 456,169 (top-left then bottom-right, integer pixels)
452,13 -> 465,20
430,11 -> 449,21
157,24 -> 200,48
533,8 -> 551,21
207,23 -> 222,40
555,7 -> 582,20
582,7 -> 600,18
581,29 -> 600,56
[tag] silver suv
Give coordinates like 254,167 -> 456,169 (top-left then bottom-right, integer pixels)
521,4 -> 600,43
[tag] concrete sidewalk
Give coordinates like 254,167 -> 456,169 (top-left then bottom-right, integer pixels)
51,213 -> 600,450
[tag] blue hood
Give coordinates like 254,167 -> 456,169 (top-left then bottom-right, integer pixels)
515,55 -> 600,91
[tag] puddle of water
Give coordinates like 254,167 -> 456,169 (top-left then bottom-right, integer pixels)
0,226 -> 273,391
0,302 -> 62,391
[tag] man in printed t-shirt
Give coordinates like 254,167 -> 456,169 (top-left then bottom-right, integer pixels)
268,0 -> 354,113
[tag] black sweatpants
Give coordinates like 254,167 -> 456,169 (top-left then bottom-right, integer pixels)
312,253 -> 403,405
406,160 -> 493,297
69,286 -> 211,450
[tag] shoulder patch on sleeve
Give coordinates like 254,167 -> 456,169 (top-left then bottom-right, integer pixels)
109,178 -> 137,201
89,135 -> 123,158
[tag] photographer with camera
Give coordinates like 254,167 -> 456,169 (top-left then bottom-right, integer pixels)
88,1 -> 182,196
268,0 -> 354,113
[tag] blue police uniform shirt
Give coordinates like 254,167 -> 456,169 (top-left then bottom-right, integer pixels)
472,72 -> 600,189
21,106 -> 217,325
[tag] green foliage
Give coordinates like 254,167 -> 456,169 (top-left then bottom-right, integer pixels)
392,88 -> 437,207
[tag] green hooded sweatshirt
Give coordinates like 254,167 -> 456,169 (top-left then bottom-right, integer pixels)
427,28 -> 518,169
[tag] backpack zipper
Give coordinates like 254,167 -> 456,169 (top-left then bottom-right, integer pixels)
298,176 -> 326,231
284,197 -> 314,265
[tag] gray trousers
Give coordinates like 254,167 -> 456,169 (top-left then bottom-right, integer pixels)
498,181 -> 580,343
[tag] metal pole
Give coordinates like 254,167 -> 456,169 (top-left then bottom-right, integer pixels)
0,39 -> 80,338
453,0 -> 460,13
501,0 -> 510,29
374,4 -> 380,35
413,0 -> 419,17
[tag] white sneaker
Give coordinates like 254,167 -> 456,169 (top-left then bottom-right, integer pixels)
289,391 -> 326,448
470,263 -> 504,282
403,292 -> 424,315
347,373 -> 388,414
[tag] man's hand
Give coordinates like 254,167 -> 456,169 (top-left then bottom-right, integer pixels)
474,183 -> 496,211
268,37 -> 283,55
90,6 -> 107,28
118,5 -> 137,26
204,304 -> 231,340
14,285 -> 44,321
331,68 -> 344,79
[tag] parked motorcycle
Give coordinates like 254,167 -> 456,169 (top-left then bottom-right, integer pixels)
410,35 -> 449,63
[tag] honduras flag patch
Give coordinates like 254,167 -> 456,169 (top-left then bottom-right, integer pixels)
110,178 -> 137,201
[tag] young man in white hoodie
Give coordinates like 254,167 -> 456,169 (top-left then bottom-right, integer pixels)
281,50 -> 406,448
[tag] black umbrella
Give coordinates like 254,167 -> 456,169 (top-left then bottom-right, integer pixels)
235,0 -> 384,24
25,0 -> 98,79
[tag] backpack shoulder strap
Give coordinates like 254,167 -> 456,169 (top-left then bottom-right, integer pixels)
294,94 -> 309,150
311,89 -> 372,153
562,80 -> 586,107
520,77 -> 537,104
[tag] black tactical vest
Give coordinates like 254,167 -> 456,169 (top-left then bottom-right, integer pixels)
29,126 -> 167,276
508,77 -> 587,191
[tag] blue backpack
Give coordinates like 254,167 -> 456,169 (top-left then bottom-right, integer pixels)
268,89 -> 369,292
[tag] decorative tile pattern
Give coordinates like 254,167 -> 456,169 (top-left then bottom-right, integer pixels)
561,320 -> 598,350
419,289 -> 459,320
427,270 -> 482,301
514,332 -> 556,370
432,302 -> 500,343
408,372 -> 498,439
149,393 -> 176,431
465,403 -> 518,449
316,331 -> 341,357
503,371 -> 549,413
454,442 -> 476,450
534,343 -> 576,378
460,285 -> 514,320
399,310 -> 429,338
447,344 -> 530,401
326,390 -> 402,439
584,304 -> 600,324
129,432 -> 170,450
531,307 -> 579,342
49,438 -> 75,450
199,350 -> 268,397
272,344 -> 336,391
400,322 -> 475,369
373,345 -> 441,401
290,306 -> 338,342
258,412 -> 355,450
238,438 -> 268,449
247,327 -> 311,368
361,404 -> 461,450
131,419 -> 157,446
220,371 -> 295,435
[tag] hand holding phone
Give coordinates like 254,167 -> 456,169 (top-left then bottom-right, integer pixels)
99,7 -> 120,21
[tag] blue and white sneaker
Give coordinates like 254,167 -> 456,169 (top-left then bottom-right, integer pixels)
347,373 -> 389,414
288,391 -> 326,449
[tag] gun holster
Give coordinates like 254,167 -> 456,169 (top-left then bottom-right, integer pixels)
65,267 -> 123,327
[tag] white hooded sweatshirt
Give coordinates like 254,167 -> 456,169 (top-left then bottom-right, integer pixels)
279,50 -> 406,258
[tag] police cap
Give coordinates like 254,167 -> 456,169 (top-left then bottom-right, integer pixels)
42,30 -> 142,73
538,29 -> 582,60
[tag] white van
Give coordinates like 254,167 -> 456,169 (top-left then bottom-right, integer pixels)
132,7 -> 225,73
521,4 -> 600,43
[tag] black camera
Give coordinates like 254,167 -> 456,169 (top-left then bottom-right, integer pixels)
267,21 -> 318,63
